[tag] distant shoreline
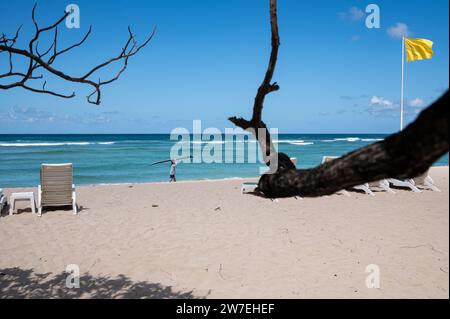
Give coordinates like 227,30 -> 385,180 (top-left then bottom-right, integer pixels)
4,176 -> 256,191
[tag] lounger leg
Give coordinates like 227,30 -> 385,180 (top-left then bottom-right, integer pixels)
38,185 -> 42,216
425,176 -> 441,192
30,197 -> 36,215
357,184 -> 375,196
9,198 -> 14,215
72,190 -> 78,214
380,180 -> 395,194
407,179 -> 422,193
366,187 -> 375,196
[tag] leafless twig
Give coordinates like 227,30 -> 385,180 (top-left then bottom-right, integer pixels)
0,4 -> 155,105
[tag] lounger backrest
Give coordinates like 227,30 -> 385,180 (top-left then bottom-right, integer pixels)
41,163 -> 73,206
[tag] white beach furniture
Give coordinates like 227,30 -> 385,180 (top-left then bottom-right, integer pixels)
9,192 -> 36,215
368,180 -> 396,194
413,171 -> 441,192
38,163 -> 78,216
388,178 -> 421,193
241,182 -> 258,194
0,189 -> 7,213
321,156 -> 397,196
388,169 -> 441,193
352,183 -> 375,196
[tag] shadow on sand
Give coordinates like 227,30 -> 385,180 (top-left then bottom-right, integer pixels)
0,267 -> 201,299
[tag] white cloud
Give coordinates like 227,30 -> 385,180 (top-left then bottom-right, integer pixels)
367,96 -> 398,116
0,106 -> 117,125
5,106 -> 53,123
339,7 -> 365,22
370,96 -> 395,108
387,23 -> 411,38
409,98 -> 425,108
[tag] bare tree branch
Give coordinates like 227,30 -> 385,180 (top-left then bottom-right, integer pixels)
0,4 -> 155,105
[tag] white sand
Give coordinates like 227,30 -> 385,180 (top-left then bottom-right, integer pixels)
0,167 -> 448,299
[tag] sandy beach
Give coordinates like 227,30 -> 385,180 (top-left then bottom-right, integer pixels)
0,166 -> 448,299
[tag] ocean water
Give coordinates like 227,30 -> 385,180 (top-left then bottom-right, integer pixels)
0,134 -> 448,188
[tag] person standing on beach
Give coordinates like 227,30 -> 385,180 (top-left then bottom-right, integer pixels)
169,160 -> 177,182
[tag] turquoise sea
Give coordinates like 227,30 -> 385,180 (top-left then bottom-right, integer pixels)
0,134 -> 448,188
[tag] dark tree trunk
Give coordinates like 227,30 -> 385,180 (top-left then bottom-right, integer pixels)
230,0 -> 449,198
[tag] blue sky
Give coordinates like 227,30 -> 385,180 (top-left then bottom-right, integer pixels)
0,0 -> 448,134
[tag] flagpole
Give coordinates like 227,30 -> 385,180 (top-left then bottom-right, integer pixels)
400,36 -> 405,131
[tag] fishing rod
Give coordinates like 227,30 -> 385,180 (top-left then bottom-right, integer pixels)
150,156 -> 193,166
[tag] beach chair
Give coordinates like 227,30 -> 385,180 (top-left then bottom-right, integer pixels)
321,156 -> 395,196
413,171 -> 441,192
353,183 -> 375,196
38,163 -> 78,216
389,170 -> 440,193
368,180 -> 396,194
0,189 -> 7,214
241,182 -> 258,194
388,178 -> 421,193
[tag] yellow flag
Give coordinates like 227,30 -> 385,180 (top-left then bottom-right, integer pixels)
404,38 -> 434,62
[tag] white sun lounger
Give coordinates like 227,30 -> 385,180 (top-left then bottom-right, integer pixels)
414,172 -> 441,192
0,189 -> 7,214
241,182 -> 258,194
389,169 -> 440,193
38,163 -> 78,216
388,178 -> 421,193
368,180 -> 396,194
353,183 -> 375,196
321,156 -> 397,196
